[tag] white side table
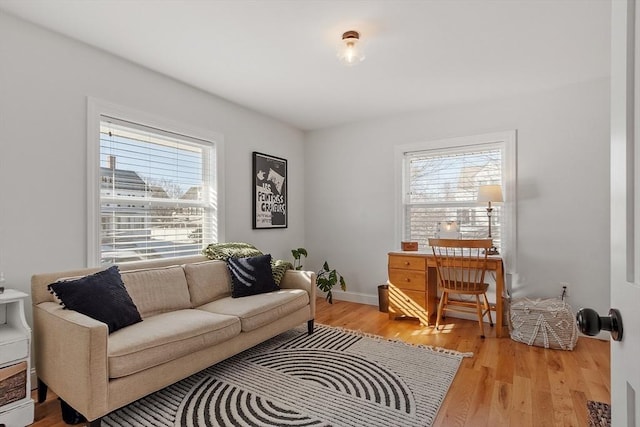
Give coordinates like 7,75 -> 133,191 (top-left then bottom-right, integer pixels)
0,289 -> 34,427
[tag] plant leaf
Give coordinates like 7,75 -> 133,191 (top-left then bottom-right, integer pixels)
329,270 -> 337,282
298,248 -> 308,257
340,276 -> 346,291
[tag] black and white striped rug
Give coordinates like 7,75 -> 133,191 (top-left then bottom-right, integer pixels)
103,325 -> 470,427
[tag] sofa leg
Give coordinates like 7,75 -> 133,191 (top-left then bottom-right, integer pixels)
59,399 -> 87,424
307,319 -> 314,335
87,418 -> 103,427
37,378 -> 48,403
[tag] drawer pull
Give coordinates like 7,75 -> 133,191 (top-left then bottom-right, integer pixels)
405,278 -> 411,282
404,262 -> 410,266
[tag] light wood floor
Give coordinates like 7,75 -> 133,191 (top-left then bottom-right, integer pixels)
31,298 -> 610,427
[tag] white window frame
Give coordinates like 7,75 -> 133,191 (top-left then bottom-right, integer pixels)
86,97 -> 225,267
394,131 -> 517,274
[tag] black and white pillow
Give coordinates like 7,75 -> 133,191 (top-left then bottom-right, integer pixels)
227,254 -> 279,298
48,265 -> 142,333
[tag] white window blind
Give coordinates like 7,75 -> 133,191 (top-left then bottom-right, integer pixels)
404,144 -> 503,250
98,116 -> 216,264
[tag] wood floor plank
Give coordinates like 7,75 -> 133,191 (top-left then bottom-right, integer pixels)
437,366 -> 480,427
487,380 -> 512,426
531,389 -> 556,427
509,409 -> 533,427
570,389 -> 589,427
551,391 -> 580,427
463,365 -> 494,427
30,298 -> 610,427
511,375 -> 533,416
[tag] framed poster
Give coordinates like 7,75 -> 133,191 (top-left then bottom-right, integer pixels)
253,152 -> 287,229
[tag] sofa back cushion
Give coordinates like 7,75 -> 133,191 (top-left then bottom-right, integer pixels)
183,260 -> 232,306
120,266 -> 191,318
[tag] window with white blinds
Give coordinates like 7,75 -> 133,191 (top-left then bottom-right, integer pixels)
94,115 -> 218,265
404,144 -> 503,251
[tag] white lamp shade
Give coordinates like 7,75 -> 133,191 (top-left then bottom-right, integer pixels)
477,185 -> 503,203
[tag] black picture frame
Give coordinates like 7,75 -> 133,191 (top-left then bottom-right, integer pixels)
252,152 -> 288,229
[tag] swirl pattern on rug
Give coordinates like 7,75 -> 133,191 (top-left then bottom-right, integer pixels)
103,325 -> 469,427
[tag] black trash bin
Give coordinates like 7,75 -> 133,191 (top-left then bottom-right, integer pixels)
378,284 -> 389,313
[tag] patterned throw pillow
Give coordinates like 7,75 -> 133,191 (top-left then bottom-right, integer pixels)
271,259 -> 293,285
227,254 -> 279,298
203,242 -> 263,261
47,266 -> 142,334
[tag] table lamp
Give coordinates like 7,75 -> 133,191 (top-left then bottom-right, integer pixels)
477,184 -> 503,255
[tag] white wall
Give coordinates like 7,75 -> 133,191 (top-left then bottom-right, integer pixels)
0,12 -> 306,316
305,78 -> 610,316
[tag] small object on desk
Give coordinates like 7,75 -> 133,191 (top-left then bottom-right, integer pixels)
0,287 -> 4,294
436,221 -> 461,239
401,241 -> 418,251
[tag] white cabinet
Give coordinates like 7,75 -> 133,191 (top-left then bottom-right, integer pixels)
0,290 -> 34,427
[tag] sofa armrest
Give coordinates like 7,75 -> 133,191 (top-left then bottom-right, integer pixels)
33,302 -> 109,420
280,270 -> 316,318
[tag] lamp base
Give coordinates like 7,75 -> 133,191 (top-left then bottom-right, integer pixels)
485,246 -> 500,256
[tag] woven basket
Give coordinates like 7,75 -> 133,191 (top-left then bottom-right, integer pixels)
0,361 -> 27,406
509,297 -> 578,350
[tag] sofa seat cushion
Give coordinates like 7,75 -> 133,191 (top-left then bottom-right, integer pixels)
197,289 -> 309,332
108,309 -> 240,378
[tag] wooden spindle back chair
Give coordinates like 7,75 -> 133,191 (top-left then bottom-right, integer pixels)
428,238 -> 494,338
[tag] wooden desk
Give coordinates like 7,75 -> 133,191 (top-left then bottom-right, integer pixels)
388,251 -> 506,338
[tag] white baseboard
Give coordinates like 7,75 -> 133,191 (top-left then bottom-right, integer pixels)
328,290 -> 378,306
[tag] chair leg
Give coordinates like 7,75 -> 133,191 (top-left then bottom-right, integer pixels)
441,293 -> 448,319
435,291 -> 446,330
483,293 -> 494,326
476,295 -> 485,338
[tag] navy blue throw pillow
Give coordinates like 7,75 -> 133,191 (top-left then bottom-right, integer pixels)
228,254 -> 279,298
48,265 -> 142,333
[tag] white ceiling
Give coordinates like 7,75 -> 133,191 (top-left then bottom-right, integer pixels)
0,0 -> 611,131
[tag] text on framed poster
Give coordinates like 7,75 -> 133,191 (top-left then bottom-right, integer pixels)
253,152 -> 287,229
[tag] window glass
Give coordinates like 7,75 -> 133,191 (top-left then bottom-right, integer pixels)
97,117 -> 216,264
403,144 -> 504,251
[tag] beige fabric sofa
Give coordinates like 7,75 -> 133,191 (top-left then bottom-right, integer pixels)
30,255 -> 316,426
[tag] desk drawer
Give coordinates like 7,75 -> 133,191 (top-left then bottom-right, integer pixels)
388,255 -> 426,271
390,287 -> 426,309
389,269 -> 425,291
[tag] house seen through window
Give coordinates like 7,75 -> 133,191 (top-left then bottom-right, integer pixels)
98,117 -> 217,264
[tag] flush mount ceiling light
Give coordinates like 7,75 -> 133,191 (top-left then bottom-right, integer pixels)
338,30 -> 365,66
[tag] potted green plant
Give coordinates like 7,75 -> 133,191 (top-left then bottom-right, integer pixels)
291,248 -> 308,270
316,261 -> 347,304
